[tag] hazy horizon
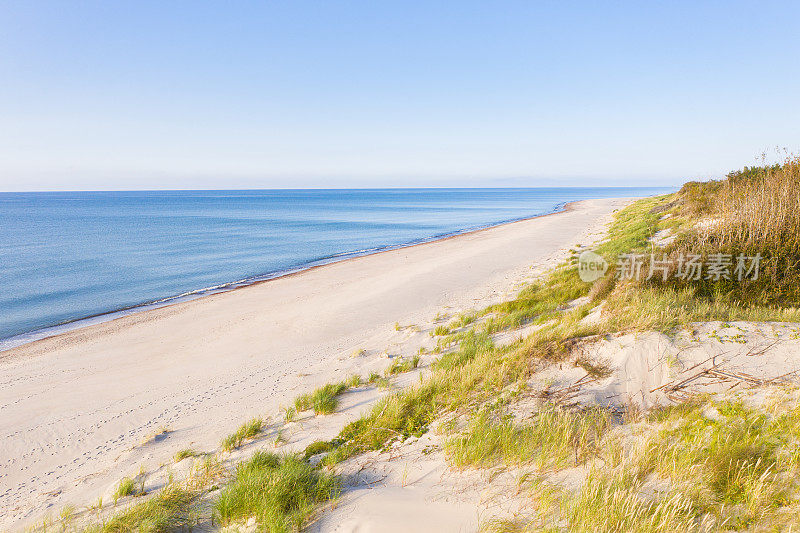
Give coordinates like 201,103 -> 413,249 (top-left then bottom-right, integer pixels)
0,184 -> 680,193
2,1 -> 799,191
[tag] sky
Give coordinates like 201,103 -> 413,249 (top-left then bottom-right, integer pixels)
1,1 -> 799,191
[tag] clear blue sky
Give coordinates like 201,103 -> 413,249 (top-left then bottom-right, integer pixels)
1,1 -> 799,191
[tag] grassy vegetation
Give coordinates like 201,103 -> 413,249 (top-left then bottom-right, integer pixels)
221,417 -> 263,451
113,477 -> 136,500
647,158 -> 800,307
72,195 -> 667,532
283,406 -> 297,423
368,371 -> 391,389
59,505 -> 76,527
292,376 -> 363,416
295,382 -> 346,415
450,312 -> 478,329
173,448 -> 197,462
319,307 -> 611,467
80,458 -> 223,532
308,174 -> 800,530
485,266 -> 588,332
541,395 -> 800,532
446,406 -> 611,470
480,196 -> 664,334
212,451 -> 339,533
302,440 -> 334,460
71,161 -> 800,532
89,484 -> 198,533
459,163 -> 800,530
593,165 -> 800,333
432,324 -> 452,336
471,393 -> 800,532
557,467 -> 698,532
385,354 -> 421,375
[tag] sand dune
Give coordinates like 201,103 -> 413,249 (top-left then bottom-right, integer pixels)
0,197 -> 631,530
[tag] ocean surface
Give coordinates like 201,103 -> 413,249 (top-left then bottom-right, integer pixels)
0,187 -> 671,348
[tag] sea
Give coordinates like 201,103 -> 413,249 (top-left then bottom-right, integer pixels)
0,187 -> 671,349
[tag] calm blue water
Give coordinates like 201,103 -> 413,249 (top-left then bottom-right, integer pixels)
0,188 -> 670,345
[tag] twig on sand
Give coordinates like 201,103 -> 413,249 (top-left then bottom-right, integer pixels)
706,369 -> 763,386
766,369 -> 800,385
744,339 -> 781,357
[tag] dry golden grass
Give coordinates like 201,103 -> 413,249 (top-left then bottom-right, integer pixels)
661,157 -> 800,306
716,158 -> 800,250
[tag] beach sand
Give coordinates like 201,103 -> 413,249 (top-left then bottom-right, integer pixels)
0,197 -> 631,530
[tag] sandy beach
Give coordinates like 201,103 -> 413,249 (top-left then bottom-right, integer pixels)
0,197 -> 630,530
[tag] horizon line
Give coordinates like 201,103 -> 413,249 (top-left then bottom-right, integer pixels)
0,184 -> 681,194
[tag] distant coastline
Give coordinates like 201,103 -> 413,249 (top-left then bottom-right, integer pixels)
0,198 -> 572,352
0,188 -> 671,351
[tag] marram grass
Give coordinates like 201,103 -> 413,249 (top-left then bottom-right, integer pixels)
212,452 -> 339,533
221,417 -> 263,451
446,406 -> 612,470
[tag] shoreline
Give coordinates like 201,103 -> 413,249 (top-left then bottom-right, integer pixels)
0,201 -> 574,354
0,196 -> 631,530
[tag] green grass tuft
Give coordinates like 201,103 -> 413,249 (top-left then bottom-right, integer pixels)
213,453 -> 339,533
344,374 -> 361,388
113,477 -> 136,500
385,355 -> 421,376
89,484 -> 198,532
221,417 -> 264,451
431,325 -> 451,336
173,448 -> 197,462
368,372 -> 391,389
303,440 -> 334,460
295,382 -> 348,415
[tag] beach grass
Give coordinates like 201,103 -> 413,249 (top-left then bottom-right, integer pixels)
87,484 -> 198,533
431,325 -> 452,337
294,382 -> 348,415
303,440 -> 334,460
212,452 -> 339,532
642,158 -> 800,307
283,406 -> 297,423
221,418 -> 263,451
558,467 -> 698,532
113,477 -> 136,500
544,395 -> 800,532
292,376 -> 363,416
385,355 -> 420,376
445,406 -> 611,470
368,372 -> 391,389
173,448 -> 197,462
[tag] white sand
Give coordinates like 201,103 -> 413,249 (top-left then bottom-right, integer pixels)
535,321 -> 800,410
0,198 -> 631,530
